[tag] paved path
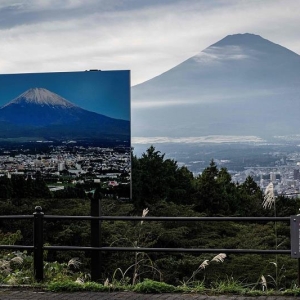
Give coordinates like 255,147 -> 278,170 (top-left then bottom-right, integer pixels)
0,290 -> 296,300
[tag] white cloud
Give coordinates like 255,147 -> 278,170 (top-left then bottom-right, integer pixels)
132,99 -> 199,108
132,136 -> 265,144
0,0 -> 299,85
132,89 -> 277,108
194,46 -> 252,64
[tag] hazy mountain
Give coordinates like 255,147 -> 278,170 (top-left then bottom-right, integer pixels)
132,33 -> 300,140
0,88 -> 130,143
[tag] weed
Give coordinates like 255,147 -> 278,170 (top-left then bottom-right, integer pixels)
282,288 -> 300,296
0,250 -> 34,284
110,208 -> 162,285
47,280 -> 111,292
182,253 -> 227,286
261,182 -> 285,290
133,279 -> 176,293
44,257 -> 84,282
211,276 -> 245,294
83,281 -> 108,292
47,280 -> 85,292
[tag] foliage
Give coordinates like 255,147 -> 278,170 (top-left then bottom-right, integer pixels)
132,146 -> 194,207
47,280 -> 104,292
0,230 -> 22,245
182,253 -> 226,287
210,277 -> 245,294
0,248 -> 85,285
102,207 -> 162,285
192,161 -> 264,216
0,146 -> 299,290
0,250 -> 34,285
133,279 -> 177,293
282,288 -> 300,296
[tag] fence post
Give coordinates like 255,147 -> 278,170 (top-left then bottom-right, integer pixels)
33,206 -> 44,282
90,192 -> 102,282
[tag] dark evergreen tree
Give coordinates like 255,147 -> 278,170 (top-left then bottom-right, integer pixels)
193,160 -> 225,215
11,175 -> 27,204
0,175 -> 13,199
192,161 -> 258,216
237,176 -> 264,216
33,171 -> 52,198
25,175 -> 34,198
132,146 -> 194,208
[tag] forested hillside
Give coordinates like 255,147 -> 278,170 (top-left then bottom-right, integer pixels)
0,146 -> 299,288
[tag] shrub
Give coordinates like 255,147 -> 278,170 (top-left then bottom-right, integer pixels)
133,279 -> 176,293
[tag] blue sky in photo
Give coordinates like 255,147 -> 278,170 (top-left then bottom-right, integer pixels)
0,70 -> 130,121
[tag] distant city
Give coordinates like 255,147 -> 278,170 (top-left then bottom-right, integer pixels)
2,139 -> 300,200
0,142 -> 131,198
133,141 -> 300,198
231,152 -> 300,198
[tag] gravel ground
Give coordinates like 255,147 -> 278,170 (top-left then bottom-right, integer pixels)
0,290 -> 297,300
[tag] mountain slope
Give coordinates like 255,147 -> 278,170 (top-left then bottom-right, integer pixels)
131,33 -> 300,139
0,88 -> 130,142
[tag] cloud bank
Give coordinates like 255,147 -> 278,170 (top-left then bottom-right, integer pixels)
0,0 -> 299,85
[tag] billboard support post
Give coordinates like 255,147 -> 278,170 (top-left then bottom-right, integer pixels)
33,206 -> 44,282
90,192 -> 102,282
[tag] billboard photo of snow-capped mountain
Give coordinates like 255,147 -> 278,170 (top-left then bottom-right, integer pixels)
0,70 -> 131,199
0,70 -> 130,146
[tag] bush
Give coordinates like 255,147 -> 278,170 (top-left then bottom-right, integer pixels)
133,279 -> 176,293
47,280 -> 85,292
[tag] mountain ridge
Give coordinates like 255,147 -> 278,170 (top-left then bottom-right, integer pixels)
133,33 -> 300,88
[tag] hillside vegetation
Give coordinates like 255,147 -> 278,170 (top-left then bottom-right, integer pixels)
0,146 -> 299,289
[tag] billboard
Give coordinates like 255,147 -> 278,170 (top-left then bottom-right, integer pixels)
0,70 -> 131,199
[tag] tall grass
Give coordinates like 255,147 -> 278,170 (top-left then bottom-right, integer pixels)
182,253 -> 227,287
261,182 -> 286,290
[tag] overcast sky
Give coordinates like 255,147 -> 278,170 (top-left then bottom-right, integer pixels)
0,0 -> 299,86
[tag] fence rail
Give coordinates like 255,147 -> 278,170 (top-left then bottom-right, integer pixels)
0,200 -> 295,283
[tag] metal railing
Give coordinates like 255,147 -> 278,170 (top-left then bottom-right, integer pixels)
0,198 -> 293,283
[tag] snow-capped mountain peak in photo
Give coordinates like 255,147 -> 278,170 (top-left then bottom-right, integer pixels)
0,87 -> 130,142
2,88 -> 76,109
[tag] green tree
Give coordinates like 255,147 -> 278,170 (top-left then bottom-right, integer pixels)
25,175 -> 34,198
193,160 -> 226,215
0,175 -> 13,199
192,161 -> 250,216
33,171 -> 52,198
237,176 -> 264,216
169,166 -> 194,205
132,146 -> 194,207
11,174 -> 27,200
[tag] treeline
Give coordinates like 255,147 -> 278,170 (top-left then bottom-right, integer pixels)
132,146 -> 298,217
0,172 -> 87,201
0,146 -> 299,287
0,172 -> 51,200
